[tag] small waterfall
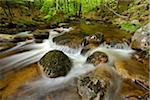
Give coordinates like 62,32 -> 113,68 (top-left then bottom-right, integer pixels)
0,27 -> 135,99
0,27 -> 78,74
100,41 -> 131,50
13,55 -> 95,99
85,46 -> 134,65
0,27 -> 134,75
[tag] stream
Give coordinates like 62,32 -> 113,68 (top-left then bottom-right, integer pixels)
0,23 -> 148,100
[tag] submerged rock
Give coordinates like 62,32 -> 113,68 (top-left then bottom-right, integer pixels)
114,59 -> 149,83
53,29 -> 85,48
132,50 -> 149,65
38,50 -> 72,78
86,51 -> 108,66
77,66 -> 121,100
32,29 -> 49,39
101,38 -> 130,49
131,23 -> 150,51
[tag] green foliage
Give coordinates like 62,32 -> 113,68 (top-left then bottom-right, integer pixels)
40,0 -> 116,22
121,23 -> 141,32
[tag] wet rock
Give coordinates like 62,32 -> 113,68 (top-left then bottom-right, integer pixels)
53,29 -> 85,48
131,23 -> 150,51
81,44 -> 98,55
77,66 -> 121,100
101,38 -> 130,49
1,64 -> 39,99
0,42 -> 16,52
132,50 -> 149,65
38,50 -> 72,78
114,59 -> 149,83
118,79 -> 149,100
0,34 -> 15,42
82,32 -> 104,46
81,32 -> 104,55
32,29 -> 50,39
86,51 -> 108,66
13,34 -> 33,43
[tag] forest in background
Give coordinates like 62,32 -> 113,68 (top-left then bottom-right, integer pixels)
0,0 -> 149,33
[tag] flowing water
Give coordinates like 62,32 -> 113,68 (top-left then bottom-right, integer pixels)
0,23 -> 137,99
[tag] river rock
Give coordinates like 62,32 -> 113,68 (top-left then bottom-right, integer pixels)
0,42 -> 16,52
77,66 -> 121,100
114,59 -> 149,83
0,34 -> 15,42
32,29 -> 50,39
53,28 -> 85,48
86,51 -> 108,66
13,34 -> 33,43
38,50 -> 72,78
82,32 -> 104,46
81,32 -> 104,55
131,23 -> 150,51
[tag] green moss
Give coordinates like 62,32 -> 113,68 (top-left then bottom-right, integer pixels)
121,23 -> 141,32
39,50 -> 72,78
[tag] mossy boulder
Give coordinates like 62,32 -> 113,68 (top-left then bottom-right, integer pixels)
38,50 -> 72,78
86,51 -> 108,66
77,66 -> 119,100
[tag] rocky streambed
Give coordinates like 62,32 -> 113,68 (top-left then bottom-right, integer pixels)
0,22 -> 149,100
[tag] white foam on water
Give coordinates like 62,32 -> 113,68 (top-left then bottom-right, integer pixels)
85,46 -> 135,65
0,27 -> 135,99
16,56 -> 95,99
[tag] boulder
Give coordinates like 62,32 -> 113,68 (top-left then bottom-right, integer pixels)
32,29 -> 49,39
38,50 -> 72,78
131,23 -> 150,51
82,32 -> 104,46
86,51 -> 108,66
77,66 -> 121,100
